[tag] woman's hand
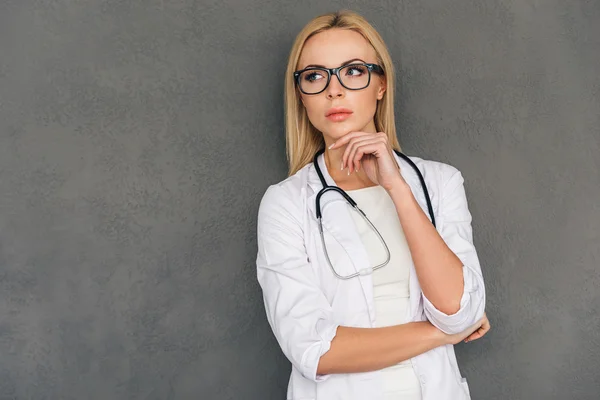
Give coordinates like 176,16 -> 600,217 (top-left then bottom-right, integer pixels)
439,314 -> 489,346
329,131 -> 405,191
463,312 -> 490,343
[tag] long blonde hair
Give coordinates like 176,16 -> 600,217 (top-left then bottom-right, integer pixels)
285,10 -> 401,176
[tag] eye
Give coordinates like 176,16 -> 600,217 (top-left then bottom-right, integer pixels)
303,71 -> 325,82
345,65 -> 367,77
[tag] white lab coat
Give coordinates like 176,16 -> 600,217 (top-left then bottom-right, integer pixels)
256,151 -> 486,400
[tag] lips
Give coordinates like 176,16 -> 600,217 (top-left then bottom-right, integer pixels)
325,107 -> 353,117
326,107 -> 353,122
327,113 -> 352,122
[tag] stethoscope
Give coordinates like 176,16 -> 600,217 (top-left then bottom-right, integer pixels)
313,147 -> 436,279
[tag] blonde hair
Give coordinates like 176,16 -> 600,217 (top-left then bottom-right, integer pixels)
284,10 -> 401,176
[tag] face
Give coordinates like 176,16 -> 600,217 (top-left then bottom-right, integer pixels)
296,28 -> 386,144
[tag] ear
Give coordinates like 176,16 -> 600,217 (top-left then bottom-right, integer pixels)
376,77 -> 387,100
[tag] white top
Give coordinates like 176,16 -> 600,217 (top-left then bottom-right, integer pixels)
347,185 -> 422,400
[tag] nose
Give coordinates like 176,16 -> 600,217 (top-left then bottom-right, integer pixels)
326,74 -> 344,99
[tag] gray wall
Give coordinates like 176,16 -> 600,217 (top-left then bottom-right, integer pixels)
1,0 -> 598,399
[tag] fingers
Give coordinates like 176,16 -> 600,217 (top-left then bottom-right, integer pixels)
341,136 -> 375,173
338,132 -> 380,170
328,131 -> 372,150
464,328 -> 483,343
348,142 -> 388,173
335,132 -> 387,173
345,138 -> 387,173
464,316 -> 491,343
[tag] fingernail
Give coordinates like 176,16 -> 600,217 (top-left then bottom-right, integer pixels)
329,142 -> 335,149
347,169 -> 350,176
340,162 -> 344,170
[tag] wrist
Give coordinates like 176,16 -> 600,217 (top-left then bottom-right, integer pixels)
387,180 -> 414,206
427,322 -> 448,346
416,321 -> 447,347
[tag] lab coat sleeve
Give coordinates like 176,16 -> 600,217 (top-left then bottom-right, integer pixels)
422,168 -> 486,335
256,185 -> 339,382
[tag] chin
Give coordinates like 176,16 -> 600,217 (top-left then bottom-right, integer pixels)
321,122 -> 363,140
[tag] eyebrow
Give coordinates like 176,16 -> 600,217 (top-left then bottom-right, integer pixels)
303,58 -> 366,69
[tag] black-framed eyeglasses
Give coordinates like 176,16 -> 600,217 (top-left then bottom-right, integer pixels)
293,62 -> 385,95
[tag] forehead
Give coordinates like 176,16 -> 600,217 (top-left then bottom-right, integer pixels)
297,28 -> 378,69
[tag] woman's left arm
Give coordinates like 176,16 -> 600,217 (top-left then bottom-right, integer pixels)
389,168 -> 486,335
333,131 -> 487,336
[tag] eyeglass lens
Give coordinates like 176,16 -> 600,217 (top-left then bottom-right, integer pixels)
298,64 -> 371,94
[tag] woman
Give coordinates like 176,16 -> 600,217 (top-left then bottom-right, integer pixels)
256,10 -> 490,400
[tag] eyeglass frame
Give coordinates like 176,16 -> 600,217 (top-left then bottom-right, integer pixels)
293,62 -> 385,95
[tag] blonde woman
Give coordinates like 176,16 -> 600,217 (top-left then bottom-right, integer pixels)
256,10 -> 490,400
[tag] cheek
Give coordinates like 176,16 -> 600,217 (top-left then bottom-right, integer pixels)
351,90 -> 379,117
301,96 -> 325,121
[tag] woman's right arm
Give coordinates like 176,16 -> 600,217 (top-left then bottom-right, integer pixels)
317,321 -> 482,375
256,185 -> 481,381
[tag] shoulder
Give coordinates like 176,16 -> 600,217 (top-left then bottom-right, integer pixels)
258,164 -> 310,222
406,156 -> 471,219
406,155 -> 463,190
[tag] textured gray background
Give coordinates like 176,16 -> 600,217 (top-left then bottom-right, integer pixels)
0,0 -> 599,399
